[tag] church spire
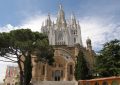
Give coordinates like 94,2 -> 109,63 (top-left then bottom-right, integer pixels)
56,3 -> 66,28
46,13 -> 51,27
71,13 -> 77,28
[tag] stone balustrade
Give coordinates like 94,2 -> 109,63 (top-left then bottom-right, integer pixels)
78,76 -> 120,85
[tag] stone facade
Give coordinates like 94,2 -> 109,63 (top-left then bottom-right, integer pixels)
31,45 -> 95,82
31,4 -> 95,82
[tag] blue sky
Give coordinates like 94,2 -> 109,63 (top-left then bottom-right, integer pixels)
0,0 -> 120,83
0,0 -> 119,26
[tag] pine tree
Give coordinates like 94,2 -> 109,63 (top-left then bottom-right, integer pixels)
0,29 -> 54,85
75,50 -> 91,80
96,39 -> 120,77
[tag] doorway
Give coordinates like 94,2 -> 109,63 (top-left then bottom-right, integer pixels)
54,70 -> 61,81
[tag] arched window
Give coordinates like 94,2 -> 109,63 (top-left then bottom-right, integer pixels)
74,38 -> 76,43
70,65 -> 73,75
42,65 -> 45,75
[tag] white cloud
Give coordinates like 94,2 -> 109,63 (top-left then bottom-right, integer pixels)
0,24 -> 18,32
80,17 -> 120,51
0,14 -> 55,32
20,14 -> 56,32
20,15 -> 46,32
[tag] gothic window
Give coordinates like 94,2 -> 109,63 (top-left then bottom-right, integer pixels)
70,65 -> 73,75
74,31 -> 75,35
74,38 -> 76,43
42,65 -> 45,75
58,32 -> 63,41
71,30 -> 74,34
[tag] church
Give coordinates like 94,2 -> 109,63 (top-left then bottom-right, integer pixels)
31,4 -> 95,82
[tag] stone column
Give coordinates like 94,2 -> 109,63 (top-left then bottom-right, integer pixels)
38,62 -> 41,81
44,63 -> 47,81
31,57 -> 37,83
64,63 -> 68,81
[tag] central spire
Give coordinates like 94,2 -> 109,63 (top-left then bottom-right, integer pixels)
56,3 -> 66,28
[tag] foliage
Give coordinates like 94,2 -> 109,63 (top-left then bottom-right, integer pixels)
96,39 -> 120,77
75,50 -> 91,80
0,29 -> 54,85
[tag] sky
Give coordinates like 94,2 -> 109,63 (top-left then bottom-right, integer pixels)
0,0 -> 120,83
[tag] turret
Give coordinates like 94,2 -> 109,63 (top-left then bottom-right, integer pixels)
86,37 -> 92,50
45,13 -> 52,27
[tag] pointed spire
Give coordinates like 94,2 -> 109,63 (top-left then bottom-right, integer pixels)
57,3 -> 66,28
46,13 -> 51,26
71,13 -> 77,28
48,13 -> 51,20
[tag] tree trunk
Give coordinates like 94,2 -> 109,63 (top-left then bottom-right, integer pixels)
24,51 -> 32,85
18,55 -> 24,85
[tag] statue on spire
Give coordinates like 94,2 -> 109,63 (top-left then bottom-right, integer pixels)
59,3 -> 62,10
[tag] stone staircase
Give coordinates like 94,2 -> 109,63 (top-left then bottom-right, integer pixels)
33,81 -> 78,85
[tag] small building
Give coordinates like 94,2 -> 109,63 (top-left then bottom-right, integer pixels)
4,66 -> 19,85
